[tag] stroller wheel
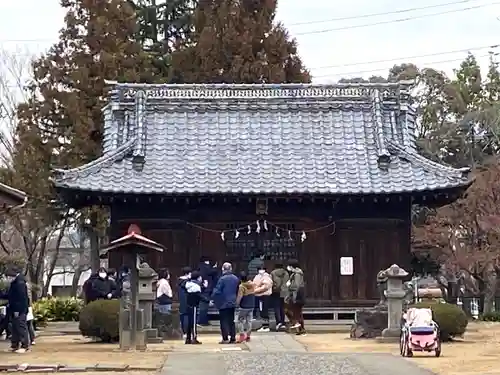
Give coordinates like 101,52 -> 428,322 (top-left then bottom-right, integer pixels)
435,340 -> 441,357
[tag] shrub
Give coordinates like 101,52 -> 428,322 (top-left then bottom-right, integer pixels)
480,311 -> 500,322
411,301 -> 468,341
79,299 -> 119,342
33,297 -> 83,326
0,279 -> 9,295
0,280 -> 9,306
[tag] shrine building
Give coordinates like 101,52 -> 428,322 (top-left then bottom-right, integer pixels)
53,82 -> 472,308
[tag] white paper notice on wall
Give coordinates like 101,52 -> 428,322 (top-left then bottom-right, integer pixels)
340,257 -> 354,275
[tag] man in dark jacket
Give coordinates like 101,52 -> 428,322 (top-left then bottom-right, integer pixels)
82,273 -> 98,304
91,267 -> 116,300
197,256 -> 218,325
177,267 -> 191,337
211,262 -> 239,344
2,266 -> 29,353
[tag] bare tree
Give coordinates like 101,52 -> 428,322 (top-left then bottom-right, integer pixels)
0,47 -> 32,166
41,226 -> 91,297
0,47 -> 75,300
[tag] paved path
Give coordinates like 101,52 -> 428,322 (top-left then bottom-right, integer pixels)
161,333 -> 435,375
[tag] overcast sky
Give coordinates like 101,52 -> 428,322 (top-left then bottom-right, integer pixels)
1,0 -> 500,83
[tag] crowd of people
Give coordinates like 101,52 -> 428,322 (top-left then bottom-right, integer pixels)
159,255 -> 306,345
0,254 -> 305,352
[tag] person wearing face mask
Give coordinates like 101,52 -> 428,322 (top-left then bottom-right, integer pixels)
247,252 -> 265,319
285,260 -> 306,336
91,267 -> 116,300
252,265 -> 273,332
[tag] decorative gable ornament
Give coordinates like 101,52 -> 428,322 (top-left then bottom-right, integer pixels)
256,198 -> 268,215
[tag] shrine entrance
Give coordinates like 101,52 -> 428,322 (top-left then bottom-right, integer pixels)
223,222 -> 300,272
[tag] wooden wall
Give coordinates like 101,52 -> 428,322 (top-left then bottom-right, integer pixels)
108,196 -> 411,306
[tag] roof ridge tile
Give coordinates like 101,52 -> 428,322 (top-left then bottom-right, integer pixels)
387,140 -> 470,178
54,138 -> 136,181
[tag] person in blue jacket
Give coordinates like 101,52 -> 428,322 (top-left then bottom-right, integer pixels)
211,262 -> 239,344
177,266 -> 192,337
197,256 -> 219,325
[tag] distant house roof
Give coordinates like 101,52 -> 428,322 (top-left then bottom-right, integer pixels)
53,83 -> 471,195
0,182 -> 27,209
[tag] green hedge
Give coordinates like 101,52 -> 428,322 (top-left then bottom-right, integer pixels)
411,302 -> 468,341
480,311 -> 500,322
79,299 -> 119,343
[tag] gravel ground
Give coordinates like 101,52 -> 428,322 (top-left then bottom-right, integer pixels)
161,332 -> 436,375
162,352 -> 436,375
224,353 -> 363,375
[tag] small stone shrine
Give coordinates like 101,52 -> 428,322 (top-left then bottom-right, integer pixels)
99,224 -> 164,350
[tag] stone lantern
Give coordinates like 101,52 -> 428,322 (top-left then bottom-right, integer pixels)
381,264 -> 409,338
100,225 -> 164,350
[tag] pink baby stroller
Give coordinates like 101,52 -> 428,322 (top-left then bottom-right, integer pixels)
400,308 -> 441,357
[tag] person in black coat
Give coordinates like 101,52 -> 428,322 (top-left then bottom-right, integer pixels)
91,267 -> 117,300
197,256 -> 218,325
1,266 -> 29,353
82,273 -> 98,304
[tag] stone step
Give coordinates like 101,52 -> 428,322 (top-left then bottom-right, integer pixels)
199,321 -> 351,334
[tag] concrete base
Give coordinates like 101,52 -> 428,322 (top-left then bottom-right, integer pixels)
119,329 -> 148,350
136,330 -> 147,350
145,328 -> 163,343
376,335 -> 400,343
119,330 -> 132,350
381,327 -> 401,338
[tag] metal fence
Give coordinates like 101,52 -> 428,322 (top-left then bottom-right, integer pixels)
459,296 -> 500,317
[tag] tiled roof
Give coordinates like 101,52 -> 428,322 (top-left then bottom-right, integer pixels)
54,83 -> 471,195
0,182 -> 27,208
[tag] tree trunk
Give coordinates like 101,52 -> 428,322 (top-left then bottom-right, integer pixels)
483,264 -> 497,314
71,232 -> 87,297
89,212 -> 100,272
70,266 -> 83,297
90,229 -> 100,272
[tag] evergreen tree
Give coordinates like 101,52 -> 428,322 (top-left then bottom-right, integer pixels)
9,0 -> 164,273
129,0 -> 196,52
30,0 -> 160,164
170,0 -> 310,83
